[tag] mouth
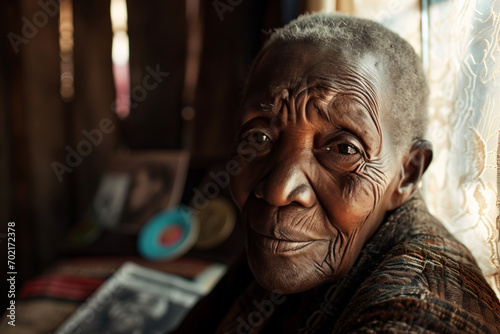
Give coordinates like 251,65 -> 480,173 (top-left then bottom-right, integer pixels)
249,228 -> 315,253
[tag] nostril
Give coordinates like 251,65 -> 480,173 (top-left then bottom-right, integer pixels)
253,178 -> 316,208
290,184 -> 316,208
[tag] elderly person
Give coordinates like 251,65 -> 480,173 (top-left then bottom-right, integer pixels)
178,13 -> 500,333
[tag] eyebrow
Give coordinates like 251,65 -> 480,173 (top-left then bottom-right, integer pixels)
313,101 -> 333,123
239,102 -> 279,126
304,84 -> 341,122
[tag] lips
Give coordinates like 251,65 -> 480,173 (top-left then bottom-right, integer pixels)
249,227 -> 315,253
244,198 -> 328,253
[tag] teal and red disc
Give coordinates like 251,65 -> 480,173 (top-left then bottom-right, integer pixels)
137,206 -> 199,260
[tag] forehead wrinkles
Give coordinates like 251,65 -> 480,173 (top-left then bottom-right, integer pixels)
265,74 -> 342,123
265,72 -> 383,154
242,46 -> 385,152
267,80 -> 311,126
327,66 -> 382,140
272,88 -> 294,125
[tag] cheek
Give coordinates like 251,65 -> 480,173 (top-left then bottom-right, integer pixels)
322,164 -> 390,233
345,173 -> 382,209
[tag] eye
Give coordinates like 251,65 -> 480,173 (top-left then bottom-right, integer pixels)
316,135 -> 363,171
326,143 -> 359,155
238,128 -> 274,155
251,131 -> 272,145
240,129 -> 273,146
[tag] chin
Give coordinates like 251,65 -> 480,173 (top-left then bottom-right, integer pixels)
247,239 -> 337,294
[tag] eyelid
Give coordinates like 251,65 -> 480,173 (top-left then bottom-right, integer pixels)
239,127 -> 274,142
239,117 -> 276,140
318,130 -> 362,150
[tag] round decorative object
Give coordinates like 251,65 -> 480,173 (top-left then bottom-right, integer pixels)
194,197 -> 236,250
137,206 -> 199,260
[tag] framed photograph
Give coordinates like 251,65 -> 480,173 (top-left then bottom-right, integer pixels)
90,150 -> 190,234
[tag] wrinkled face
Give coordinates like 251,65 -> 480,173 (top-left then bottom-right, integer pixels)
229,41 -> 405,294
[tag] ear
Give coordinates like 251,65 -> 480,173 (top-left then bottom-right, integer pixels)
388,139 -> 433,210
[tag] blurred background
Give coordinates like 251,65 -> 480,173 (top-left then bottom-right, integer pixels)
0,0 -> 499,332
0,0 -> 285,308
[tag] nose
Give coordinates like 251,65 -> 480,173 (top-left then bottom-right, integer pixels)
254,163 -> 316,208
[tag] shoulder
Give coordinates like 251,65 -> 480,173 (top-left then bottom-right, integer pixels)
336,224 -> 500,333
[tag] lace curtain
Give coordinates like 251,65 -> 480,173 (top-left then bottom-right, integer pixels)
345,0 -> 500,298
424,0 -> 500,297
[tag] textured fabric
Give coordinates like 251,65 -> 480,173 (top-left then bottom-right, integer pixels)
215,194 -> 500,333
